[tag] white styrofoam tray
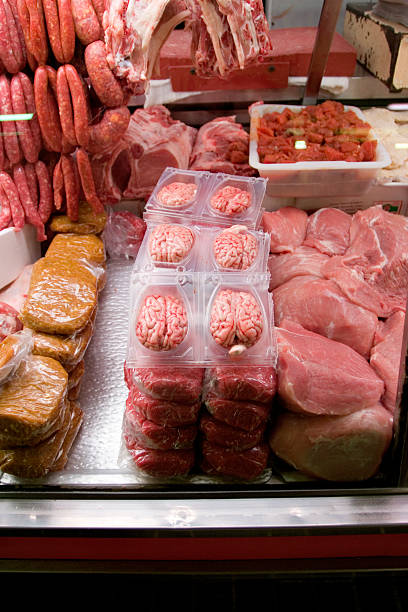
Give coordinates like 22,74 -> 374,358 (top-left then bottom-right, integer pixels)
249,104 -> 392,198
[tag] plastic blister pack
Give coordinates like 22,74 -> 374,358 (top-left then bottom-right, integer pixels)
207,225 -> 270,273
144,167 -> 267,229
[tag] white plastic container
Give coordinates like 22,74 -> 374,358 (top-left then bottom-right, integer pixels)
249,104 -> 392,198
0,225 -> 40,289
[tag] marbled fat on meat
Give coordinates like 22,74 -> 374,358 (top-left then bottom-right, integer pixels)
262,207 -> 308,253
303,207 -> 352,256
268,246 -> 329,290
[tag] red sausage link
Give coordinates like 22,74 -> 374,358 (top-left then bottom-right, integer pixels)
0,171 -> 25,231
88,106 -> 130,154
61,154 -> 79,221
91,0 -> 104,32
76,147 -> 104,214
10,74 -> 38,163
26,48 -> 38,72
53,157 -> 64,211
0,188 -> 11,230
58,0 -> 75,63
70,0 -> 100,45
85,41 -> 124,108
8,0 -> 27,66
24,0 -> 48,66
24,162 -> 39,205
64,64 -> 90,149
18,71 -> 42,155
56,66 -> 77,147
34,66 -> 62,152
0,75 -> 22,165
42,0 -> 64,63
35,160 -> 53,223
13,164 -> 46,240
0,0 -> 25,73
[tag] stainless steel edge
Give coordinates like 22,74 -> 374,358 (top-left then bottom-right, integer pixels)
1,494 -> 408,531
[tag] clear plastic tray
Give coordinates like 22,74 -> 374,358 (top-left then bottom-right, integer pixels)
249,104 -> 392,198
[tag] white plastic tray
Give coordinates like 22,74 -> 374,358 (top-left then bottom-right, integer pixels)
249,104 -> 392,198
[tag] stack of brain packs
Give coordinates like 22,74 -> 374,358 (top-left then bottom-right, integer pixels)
0,203 -> 107,479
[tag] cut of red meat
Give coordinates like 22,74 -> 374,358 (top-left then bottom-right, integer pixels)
201,440 -> 270,480
148,224 -> 195,264
189,116 -> 255,176
135,294 -> 188,351
268,246 -> 330,291
210,185 -> 251,216
156,182 -> 197,207
269,404 -> 393,482
103,211 -> 146,259
273,275 -> 378,358
124,397 -> 197,450
129,386 -> 200,426
303,207 -> 352,256
206,366 -> 277,403
0,302 -> 23,341
262,207 -> 308,253
370,311 -> 406,415
214,226 -> 258,270
126,443 -> 195,477
125,365 -> 204,404
277,320 -> 385,416
200,410 -> 265,451
204,391 -> 271,431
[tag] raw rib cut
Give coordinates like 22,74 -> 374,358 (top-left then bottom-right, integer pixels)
90,106 -> 196,204
269,404 -> 393,482
303,207 -> 352,256
370,311 -> 406,414
262,207 -> 308,253
189,116 -> 255,176
276,320 -> 385,416
273,275 -> 378,358
268,246 -> 330,291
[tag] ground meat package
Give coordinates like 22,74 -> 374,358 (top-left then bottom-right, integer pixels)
134,221 -> 270,274
126,270 -> 276,367
143,167 -> 267,230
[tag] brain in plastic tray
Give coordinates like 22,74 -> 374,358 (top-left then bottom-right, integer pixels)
136,294 -> 188,351
213,226 -> 258,270
210,185 -> 252,216
149,224 -> 195,264
210,289 -> 263,356
156,182 -> 198,208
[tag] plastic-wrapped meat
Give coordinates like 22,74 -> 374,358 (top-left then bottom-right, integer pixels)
103,211 -> 146,259
149,224 -> 194,263
213,226 -> 257,270
126,443 -> 195,478
210,185 -> 251,216
201,440 -> 270,480
205,366 -> 277,403
269,404 -> 393,482
124,365 -> 204,403
0,302 -> 23,341
262,207 -> 308,253
303,208 -> 352,256
136,294 -> 188,351
156,181 -> 197,207
268,246 -> 330,291
0,264 -> 32,313
124,397 -> 197,450
129,386 -> 200,426
200,411 -> 265,451
204,391 -> 271,431
210,289 -> 263,351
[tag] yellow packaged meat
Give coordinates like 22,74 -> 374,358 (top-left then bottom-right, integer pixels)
20,257 -> 98,335
45,233 -> 106,266
0,400 -> 82,478
29,318 -> 94,370
0,355 -> 68,448
49,202 -> 107,235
